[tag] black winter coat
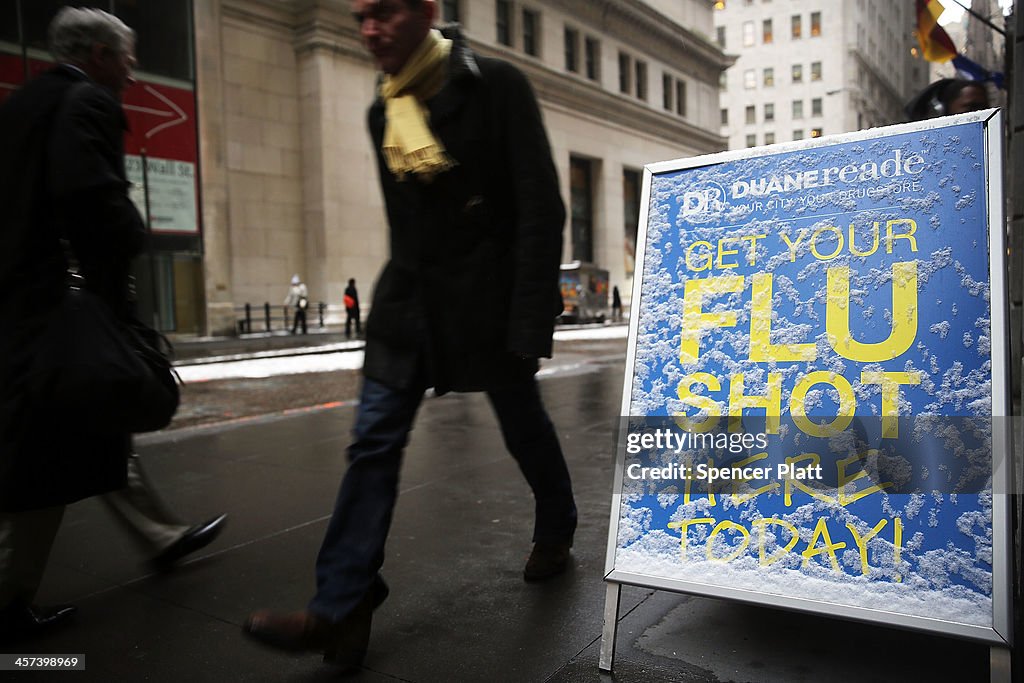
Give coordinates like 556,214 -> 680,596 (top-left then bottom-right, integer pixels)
363,31 -> 566,393
0,66 -> 144,512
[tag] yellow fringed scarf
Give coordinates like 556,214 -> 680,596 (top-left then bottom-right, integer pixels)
379,30 -> 453,181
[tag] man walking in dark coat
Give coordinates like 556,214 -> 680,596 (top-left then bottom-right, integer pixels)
245,0 -> 577,670
0,6 -> 142,640
0,8 -> 225,642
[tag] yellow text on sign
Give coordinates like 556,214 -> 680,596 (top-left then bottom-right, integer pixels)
679,261 -> 919,365
683,219 -> 918,272
676,370 -> 921,437
667,515 -> 904,579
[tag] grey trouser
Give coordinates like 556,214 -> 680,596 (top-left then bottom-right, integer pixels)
100,454 -> 190,555
1,454 -> 190,608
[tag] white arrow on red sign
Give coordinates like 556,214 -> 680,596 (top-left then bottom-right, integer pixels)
123,84 -> 188,140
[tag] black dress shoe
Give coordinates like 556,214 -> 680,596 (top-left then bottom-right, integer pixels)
523,541 -> 572,581
151,514 -> 228,572
0,601 -> 77,642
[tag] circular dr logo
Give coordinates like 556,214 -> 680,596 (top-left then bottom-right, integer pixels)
680,180 -> 728,224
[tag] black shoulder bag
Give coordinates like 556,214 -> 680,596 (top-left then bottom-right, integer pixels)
24,247 -> 181,434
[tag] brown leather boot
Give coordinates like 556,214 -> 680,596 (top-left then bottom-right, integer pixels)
523,540 -> 572,581
244,591 -> 375,671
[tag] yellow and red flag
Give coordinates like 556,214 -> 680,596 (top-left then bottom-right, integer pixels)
916,0 -> 957,62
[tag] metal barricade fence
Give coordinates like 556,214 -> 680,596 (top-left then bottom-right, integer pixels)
235,301 -> 331,334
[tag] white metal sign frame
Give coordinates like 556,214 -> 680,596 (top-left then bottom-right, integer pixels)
600,110 -> 1012,679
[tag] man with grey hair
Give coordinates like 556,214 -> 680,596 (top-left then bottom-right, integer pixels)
48,5 -> 136,74
0,7 -> 224,643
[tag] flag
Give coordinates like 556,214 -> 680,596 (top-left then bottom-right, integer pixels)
916,0 -> 957,62
952,54 -> 1005,89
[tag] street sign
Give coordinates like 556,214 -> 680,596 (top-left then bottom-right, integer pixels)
602,111 -> 1011,671
0,52 -> 199,235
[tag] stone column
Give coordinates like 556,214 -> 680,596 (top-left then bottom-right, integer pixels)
295,5 -> 388,310
194,0 -> 236,335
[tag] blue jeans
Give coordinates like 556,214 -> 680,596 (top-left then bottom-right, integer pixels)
308,375 -> 577,623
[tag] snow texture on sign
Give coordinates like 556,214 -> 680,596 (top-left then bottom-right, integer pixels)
617,122 -> 994,627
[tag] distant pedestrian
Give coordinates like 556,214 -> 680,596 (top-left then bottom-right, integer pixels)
285,274 -> 309,334
344,278 -> 361,338
612,285 -> 622,322
0,7 -> 226,643
244,0 -> 576,672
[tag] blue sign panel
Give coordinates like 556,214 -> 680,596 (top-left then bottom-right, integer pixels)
608,113 -> 1010,642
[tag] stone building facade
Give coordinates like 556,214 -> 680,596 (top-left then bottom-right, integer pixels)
195,0 -> 731,334
715,0 -> 928,151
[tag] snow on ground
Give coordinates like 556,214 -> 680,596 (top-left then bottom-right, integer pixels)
175,324 -> 630,382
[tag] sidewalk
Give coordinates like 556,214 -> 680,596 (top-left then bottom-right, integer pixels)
171,328 -> 361,364
6,354 -> 997,682
170,322 -> 632,366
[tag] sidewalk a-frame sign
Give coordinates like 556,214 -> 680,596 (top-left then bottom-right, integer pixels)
601,111 -> 1012,679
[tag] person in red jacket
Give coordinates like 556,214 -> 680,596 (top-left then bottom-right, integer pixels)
344,278 -> 361,338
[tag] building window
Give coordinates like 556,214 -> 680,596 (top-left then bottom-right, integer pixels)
811,128 -> 823,138
676,80 -> 687,116
793,129 -> 804,140
791,14 -> 802,39
743,21 -> 755,47
765,132 -> 776,144
764,102 -> 775,122
811,61 -> 822,81
585,37 -> 600,81
746,134 -> 757,147
99,0 -> 194,81
663,73 -> 673,111
719,72 -> 727,90
564,27 -> 579,72
745,105 -> 756,124
442,0 -> 461,23
792,63 -> 803,83
0,2 -> 17,48
619,52 -> 631,94
635,60 -> 647,101
623,169 -> 641,277
522,9 -> 539,56
744,69 -> 756,89
721,108 -> 729,125
811,97 -> 822,116
570,157 -> 594,263
763,19 -> 773,43
810,11 -> 822,37
763,67 -> 774,87
792,99 -> 804,119
496,0 -> 512,46
716,26 -> 726,48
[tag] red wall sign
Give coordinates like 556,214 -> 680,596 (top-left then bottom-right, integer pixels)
1,54 -> 200,234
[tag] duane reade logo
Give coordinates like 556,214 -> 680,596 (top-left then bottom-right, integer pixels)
681,180 -> 728,223
679,149 -> 926,221
731,149 -> 926,199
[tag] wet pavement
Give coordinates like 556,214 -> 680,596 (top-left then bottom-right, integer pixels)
171,329 -> 361,363
2,331 -> 1003,682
